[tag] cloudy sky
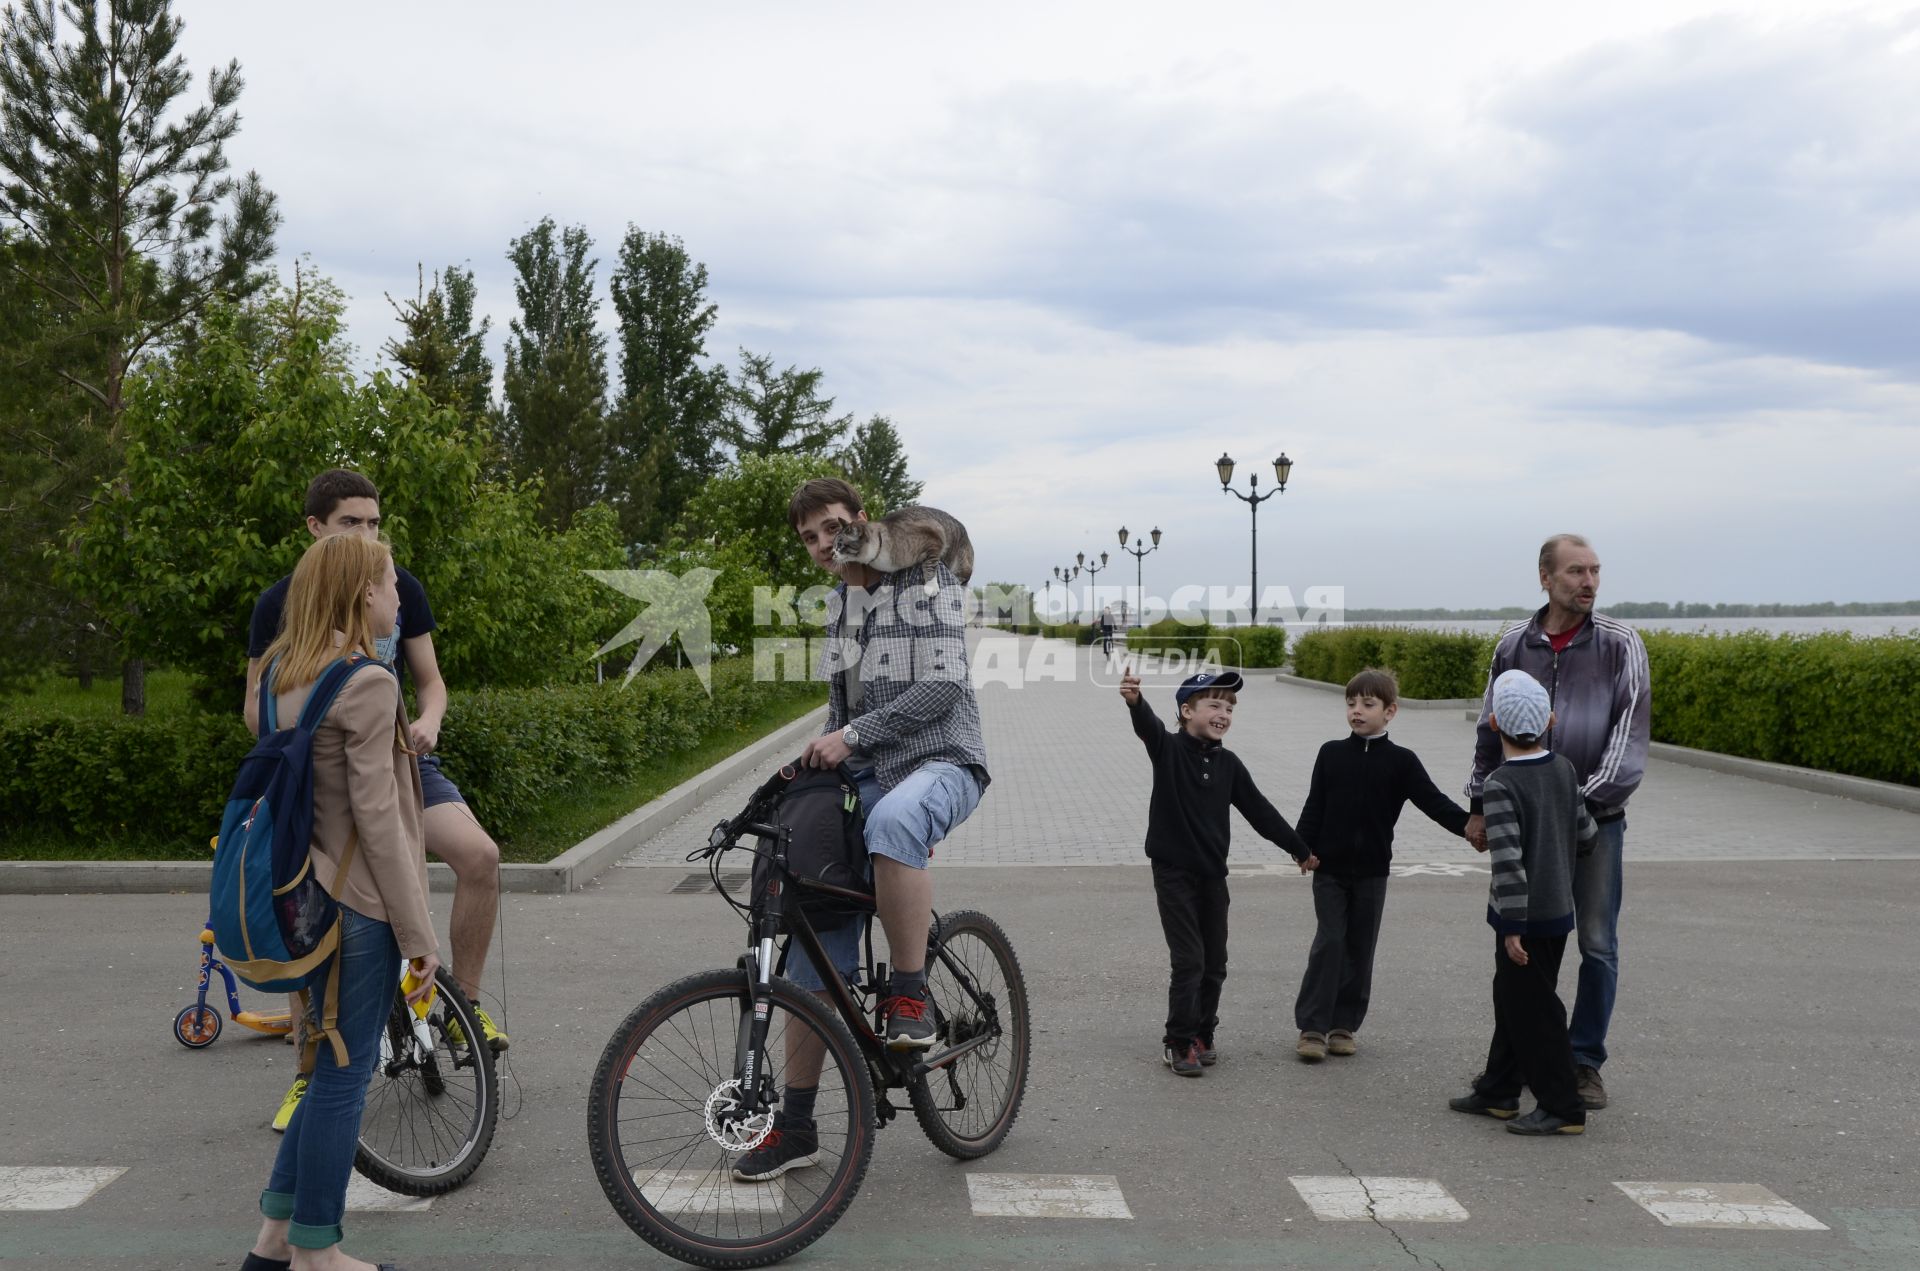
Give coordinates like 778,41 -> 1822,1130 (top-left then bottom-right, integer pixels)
176,0 -> 1920,610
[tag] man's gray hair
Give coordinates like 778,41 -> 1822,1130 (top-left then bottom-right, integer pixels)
1539,533 -> 1591,578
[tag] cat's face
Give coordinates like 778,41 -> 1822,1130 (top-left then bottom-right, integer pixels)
830,520 -> 872,566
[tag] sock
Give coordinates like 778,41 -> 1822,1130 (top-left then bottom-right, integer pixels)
783,1084 -> 819,1124
891,967 -> 926,999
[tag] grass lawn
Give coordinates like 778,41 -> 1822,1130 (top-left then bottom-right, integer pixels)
495,688 -> 825,863
0,685 -> 826,864
9,668 -> 198,716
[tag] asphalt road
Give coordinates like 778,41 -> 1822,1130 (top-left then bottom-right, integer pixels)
5,853 -> 1918,1270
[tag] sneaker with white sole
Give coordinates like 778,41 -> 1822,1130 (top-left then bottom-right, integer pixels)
879,986 -> 936,1050
731,1116 -> 820,1181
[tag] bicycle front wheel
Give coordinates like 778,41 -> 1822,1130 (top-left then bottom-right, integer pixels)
909,909 -> 1031,1159
354,967 -> 499,1195
588,969 -> 876,1270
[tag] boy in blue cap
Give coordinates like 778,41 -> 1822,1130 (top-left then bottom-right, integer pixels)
1450,670 -> 1599,1135
1120,665 -> 1315,1077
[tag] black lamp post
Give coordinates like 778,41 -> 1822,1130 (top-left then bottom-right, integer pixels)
1216,451 -> 1293,619
1117,525 -> 1161,627
1079,550 -> 1110,628
1053,564 -> 1081,624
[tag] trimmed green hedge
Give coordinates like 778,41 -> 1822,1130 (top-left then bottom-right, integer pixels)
1642,631 -> 1918,787
0,659 -> 826,857
1291,626 -> 1495,699
1290,624 -> 1920,787
1126,622 -> 1288,669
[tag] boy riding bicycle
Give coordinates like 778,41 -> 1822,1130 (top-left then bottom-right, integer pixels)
733,477 -> 991,1181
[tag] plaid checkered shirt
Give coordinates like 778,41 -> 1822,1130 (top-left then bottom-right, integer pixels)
817,560 -> 990,794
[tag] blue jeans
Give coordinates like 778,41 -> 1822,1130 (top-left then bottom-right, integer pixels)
1568,817 -> 1625,1071
786,762 -> 983,991
260,906 -> 401,1249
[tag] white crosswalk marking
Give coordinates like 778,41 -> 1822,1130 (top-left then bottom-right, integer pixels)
1615,1182 -> 1827,1230
343,1175 -> 433,1212
1290,1176 -> 1469,1222
967,1173 -> 1133,1219
0,1166 -> 127,1210
635,1169 -> 786,1219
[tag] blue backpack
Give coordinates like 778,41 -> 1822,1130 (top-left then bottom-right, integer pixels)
210,654 -> 390,1063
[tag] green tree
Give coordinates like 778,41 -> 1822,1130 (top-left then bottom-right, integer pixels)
839,413 -> 922,510
0,0 -> 280,711
385,263 -> 493,422
676,451 -> 850,591
607,228 -> 726,549
500,218 -> 608,530
723,348 -> 852,457
60,291 -> 626,706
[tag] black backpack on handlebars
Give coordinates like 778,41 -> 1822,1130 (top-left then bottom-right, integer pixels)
746,762 -> 870,919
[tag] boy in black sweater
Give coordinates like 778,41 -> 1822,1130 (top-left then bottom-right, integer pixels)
1449,670 -> 1598,1136
1292,668 -> 1471,1060
1121,667 -> 1314,1078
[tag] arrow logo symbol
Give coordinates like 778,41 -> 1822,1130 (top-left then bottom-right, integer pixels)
588,568 -> 723,692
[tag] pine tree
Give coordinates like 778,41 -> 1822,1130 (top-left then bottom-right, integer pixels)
839,413 -> 922,513
724,349 -> 852,457
385,263 -> 493,421
0,0 -> 280,712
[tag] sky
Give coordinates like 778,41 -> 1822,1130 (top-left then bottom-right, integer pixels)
172,0 -> 1920,610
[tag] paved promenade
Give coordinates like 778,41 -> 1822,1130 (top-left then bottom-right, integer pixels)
624,634 -> 1920,870
6,632 -> 1919,1269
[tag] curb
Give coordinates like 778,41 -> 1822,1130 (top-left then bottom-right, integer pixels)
1270,673 -> 1480,711
0,704 -> 829,897
1643,741 -> 1920,816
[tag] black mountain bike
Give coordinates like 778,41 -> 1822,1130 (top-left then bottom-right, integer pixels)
586,774 -> 1031,1268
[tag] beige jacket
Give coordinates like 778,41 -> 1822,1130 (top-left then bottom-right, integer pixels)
271,663 -> 437,961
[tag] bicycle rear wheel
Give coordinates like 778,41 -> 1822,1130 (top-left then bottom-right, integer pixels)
588,968 -> 875,1270
354,967 -> 499,1195
909,909 -> 1031,1159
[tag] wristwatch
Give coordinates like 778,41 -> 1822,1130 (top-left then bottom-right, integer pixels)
843,725 -> 862,749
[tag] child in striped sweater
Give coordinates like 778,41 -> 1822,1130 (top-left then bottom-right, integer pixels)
1449,670 -> 1598,1136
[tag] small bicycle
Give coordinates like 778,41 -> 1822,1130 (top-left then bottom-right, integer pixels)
586,770 -> 1031,1268
174,911 -> 498,1197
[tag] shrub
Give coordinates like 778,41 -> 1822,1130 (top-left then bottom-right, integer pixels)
1644,631 -> 1919,786
1290,626 -> 1495,700
0,659 -> 827,857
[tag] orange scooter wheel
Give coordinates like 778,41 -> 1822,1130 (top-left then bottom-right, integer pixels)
173,1003 -> 222,1049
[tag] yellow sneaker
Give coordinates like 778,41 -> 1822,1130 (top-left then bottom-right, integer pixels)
271,1076 -> 308,1133
471,1004 -> 509,1054
446,1003 -> 510,1054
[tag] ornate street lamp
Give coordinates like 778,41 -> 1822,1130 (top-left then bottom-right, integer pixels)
1118,525 -> 1162,628
1216,451 -> 1294,617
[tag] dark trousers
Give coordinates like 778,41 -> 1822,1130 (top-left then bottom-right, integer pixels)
1475,932 -> 1584,1122
1293,872 -> 1390,1034
1152,863 -> 1229,1048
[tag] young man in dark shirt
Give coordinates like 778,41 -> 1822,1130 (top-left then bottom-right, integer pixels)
1120,666 -> 1314,1077
1291,668 -> 1470,1061
244,470 -> 507,1132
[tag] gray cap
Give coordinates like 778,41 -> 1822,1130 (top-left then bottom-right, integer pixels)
1491,669 -> 1551,739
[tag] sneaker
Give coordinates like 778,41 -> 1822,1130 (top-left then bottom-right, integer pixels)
1507,1106 -> 1586,1136
471,1004 -> 509,1053
1296,1031 -> 1328,1062
1327,1029 -> 1357,1056
1575,1064 -> 1608,1110
1197,1038 -> 1219,1067
1163,1041 -> 1204,1077
731,1116 -> 820,1181
271,1076 -> 308,1133
1447,1090 -> 1520,1120
879,987 -> 937,1051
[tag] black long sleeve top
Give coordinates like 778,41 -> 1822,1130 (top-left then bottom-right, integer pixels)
1128,697 -> 1308,878
1295,731 -> 1471,878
